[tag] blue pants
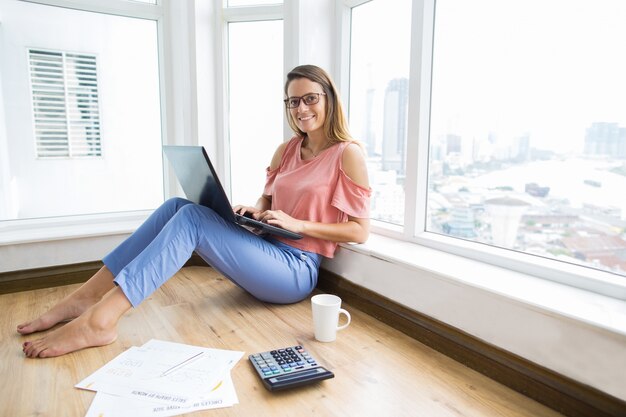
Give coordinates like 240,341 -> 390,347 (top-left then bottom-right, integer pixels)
103,198 -> 322,307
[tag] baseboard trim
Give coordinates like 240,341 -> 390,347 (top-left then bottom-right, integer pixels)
0,261 -> 103,294
0,254 -> 208,295
317,269 -> 626,417
3,260 -> 624,416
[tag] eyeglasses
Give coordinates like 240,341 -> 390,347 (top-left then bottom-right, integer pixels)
284,92 -> 326,109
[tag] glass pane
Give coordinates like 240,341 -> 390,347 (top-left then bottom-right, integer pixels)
349,0 -> 412,226
227,0 -> 282,7
0,1 -> 163,220
428,0 -> 626,278
228,20 -> 283,206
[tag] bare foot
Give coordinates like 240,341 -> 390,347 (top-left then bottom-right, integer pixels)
22,312 -> 118,358
22,286 -> 131,358
17,296 -> 99,335
17,266 -> 115,335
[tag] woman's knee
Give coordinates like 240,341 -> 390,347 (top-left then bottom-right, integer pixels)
166,197 -> 192,209
175,203 -> 223,226
158,197 -> 193,215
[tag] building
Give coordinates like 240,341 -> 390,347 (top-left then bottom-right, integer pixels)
381,77 -> 409,176
584,122 -> 626,158
562,235 -> 626,267
485,197 -> 530,248
442,205 -> 477,238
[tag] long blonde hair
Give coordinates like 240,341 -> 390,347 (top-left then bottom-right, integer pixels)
284,65 -> 353,144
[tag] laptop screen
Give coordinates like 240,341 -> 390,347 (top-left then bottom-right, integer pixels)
163,145 -> 236,222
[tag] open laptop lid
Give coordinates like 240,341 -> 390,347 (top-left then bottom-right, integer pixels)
163,145 -> 302,240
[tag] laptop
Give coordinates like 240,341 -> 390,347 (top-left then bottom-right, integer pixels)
163,145 -> 302,240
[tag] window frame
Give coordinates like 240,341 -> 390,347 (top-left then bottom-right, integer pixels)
0,0 -> 169,221
342,0 -> 626,300
218,2 -> 284,198
18,0 -> 164,19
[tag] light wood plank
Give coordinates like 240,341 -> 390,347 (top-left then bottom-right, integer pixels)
1,267 -> 563,417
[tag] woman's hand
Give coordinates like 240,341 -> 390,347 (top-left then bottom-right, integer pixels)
233,195 -> 272,219
257,209 -> 304,233
232,205 -> 262,219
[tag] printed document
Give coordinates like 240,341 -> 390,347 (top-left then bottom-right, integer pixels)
76,339 -> 244,416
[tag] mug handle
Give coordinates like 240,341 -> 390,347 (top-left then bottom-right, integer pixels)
337,308 -> 351,331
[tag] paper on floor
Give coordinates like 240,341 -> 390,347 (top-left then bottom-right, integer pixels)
84,374 -> 238,417
77,339 -> 244,416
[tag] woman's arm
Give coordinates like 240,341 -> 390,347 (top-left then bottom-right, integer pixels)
299,215 -> 369,244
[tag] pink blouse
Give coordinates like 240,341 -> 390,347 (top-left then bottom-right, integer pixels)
263,136 -> 371,258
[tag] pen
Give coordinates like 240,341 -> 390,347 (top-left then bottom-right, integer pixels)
159,351 -> 205,377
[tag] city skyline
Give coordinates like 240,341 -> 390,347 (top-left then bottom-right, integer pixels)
360,74 -> 626,277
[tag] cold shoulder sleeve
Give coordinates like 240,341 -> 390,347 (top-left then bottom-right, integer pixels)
263,166 -> 278,196
331,168 -> 372,218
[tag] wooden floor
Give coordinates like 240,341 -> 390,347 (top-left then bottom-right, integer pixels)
1,266 -> 564,417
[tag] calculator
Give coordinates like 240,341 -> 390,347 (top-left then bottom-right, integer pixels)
249,345 -> 334,391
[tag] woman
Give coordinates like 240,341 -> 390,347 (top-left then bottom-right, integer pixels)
18,64 -> 371,358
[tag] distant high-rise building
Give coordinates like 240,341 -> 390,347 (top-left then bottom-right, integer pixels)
446,134 -> 461,154
363,88 -> 376,155
514,133 -> 531,162
430,138 -> 445,162
584,122 -> 626,158
381,78 -> 409,176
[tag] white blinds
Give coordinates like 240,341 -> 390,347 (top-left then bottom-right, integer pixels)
29,49 -> 102,158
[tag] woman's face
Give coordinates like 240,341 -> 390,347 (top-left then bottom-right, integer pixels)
286,78 -> 327,136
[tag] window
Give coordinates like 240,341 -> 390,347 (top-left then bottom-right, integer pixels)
427,0 -> 626,279
29,49 -> 101,158
0,1 -> 164,220
348,0 -> 412,226
224,5 -> 283,205
347,0 -> 626,292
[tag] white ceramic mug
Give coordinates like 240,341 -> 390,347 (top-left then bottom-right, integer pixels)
311,294 -> 351,342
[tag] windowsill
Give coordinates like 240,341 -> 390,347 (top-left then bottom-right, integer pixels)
0,211 -> 152,246
328,234 -> 626,338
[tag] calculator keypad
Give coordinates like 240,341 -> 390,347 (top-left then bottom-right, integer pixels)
249,346 -> 318,377
249,345 -> 334,391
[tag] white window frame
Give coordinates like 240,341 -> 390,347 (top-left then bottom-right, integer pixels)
18,0 -> 164,19
1,0 -> 169,244
342,0 -> 626,300
218,2 -> 285,197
